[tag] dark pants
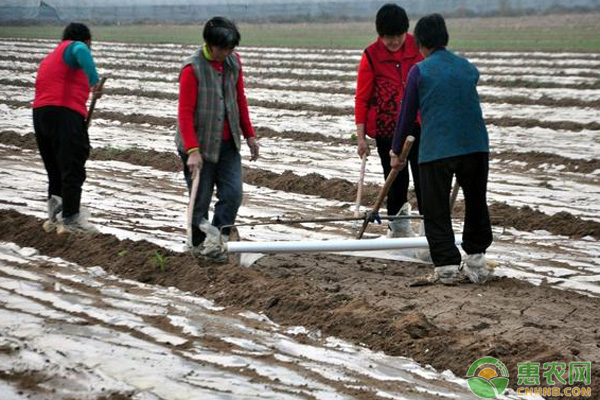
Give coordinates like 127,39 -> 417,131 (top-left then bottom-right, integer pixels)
180,140 -> 243,246
376,129 -> 421,215
419,152 -> 493,267
33,106 -> 90,220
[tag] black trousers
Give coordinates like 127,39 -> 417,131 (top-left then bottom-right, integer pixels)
376,129 -> 421,215
33,106 -> 90,219
419,152 -> 493,267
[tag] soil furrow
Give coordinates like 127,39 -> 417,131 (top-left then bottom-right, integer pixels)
0,209 -> 598,397
3,75 -> 600,113
2,55 -> 600,91
2,130 -> 599,240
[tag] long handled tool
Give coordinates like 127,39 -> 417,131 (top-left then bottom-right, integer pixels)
186,167 -> 201,251
220,213 -> 423,235
356,135 -> 415,239
354,154 -> 367,218
86,77 -> 107,129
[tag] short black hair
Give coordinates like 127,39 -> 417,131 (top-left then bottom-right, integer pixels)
376,3 -> 409,36
203,16 -> 240,48
414,14 -> 449,49
62,22 -> 91,42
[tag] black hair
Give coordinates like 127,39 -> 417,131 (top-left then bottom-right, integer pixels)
375,3 -> 409,36
203,16 -> 240,48
414,14 -> 449,49
62,22 -> 91,42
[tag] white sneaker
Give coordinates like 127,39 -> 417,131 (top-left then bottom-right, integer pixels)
57,210 -> 99,235
199,220 -> 227,263
187,243 -> 204,258
462,253 -> 494,284
43,195 -> 63,233
387,202 -> 415,238
434,265 -> 462,285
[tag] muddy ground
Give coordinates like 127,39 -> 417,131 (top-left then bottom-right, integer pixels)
2,129 -> 599,241
0,209 -> 598,398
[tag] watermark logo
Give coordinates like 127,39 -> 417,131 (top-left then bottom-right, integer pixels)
466,358 -> 592,398
516,361 -> 592,397
466,357 -> 510,398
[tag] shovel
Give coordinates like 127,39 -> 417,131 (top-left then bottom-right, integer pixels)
86,76 -> 107,129
356,135 -> 415,239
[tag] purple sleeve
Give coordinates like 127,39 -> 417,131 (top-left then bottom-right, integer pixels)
392,65 -> 420,155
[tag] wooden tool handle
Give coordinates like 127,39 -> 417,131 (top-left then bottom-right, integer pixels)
356,136 -> 415,239
86,77 -> 108,128
186,167 -> 201,249
397,135 -> 415,162
354,155 -> 367,217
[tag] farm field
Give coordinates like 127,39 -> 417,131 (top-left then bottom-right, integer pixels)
1,15 -> 600,400
1,12 -> 600,50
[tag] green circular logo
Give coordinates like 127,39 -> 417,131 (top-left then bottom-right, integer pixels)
466,357 -> 510,398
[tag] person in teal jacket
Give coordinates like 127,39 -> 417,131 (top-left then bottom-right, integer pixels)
391,14 -> 493,285
33,22 -> 103,235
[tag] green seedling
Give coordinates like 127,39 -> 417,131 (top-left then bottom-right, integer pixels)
350,134 -> 358,141
155,250 -> 167,272
117,250 -> 127,257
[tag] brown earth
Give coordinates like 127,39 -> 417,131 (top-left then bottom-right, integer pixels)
0,209 -> 598,399
2,130 -> 599,240
494,151 -> 600,174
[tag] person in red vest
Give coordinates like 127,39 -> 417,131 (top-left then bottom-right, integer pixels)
33,22 -> 103,234
355,3 -> 423,237
176,17 -> 259,262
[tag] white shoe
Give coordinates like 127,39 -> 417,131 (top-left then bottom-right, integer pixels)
187,243 -> 204,257
43,195 -> 63,232
387,202 -> 415,238
462,253 -> 494,284
57,210 -> 99,235
434,265 -> 462,285
199,220 -> 227,263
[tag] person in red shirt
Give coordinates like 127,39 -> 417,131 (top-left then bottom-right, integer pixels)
355,4 -> 422,237
33,22 -> 103,235
176,17 -> 259,261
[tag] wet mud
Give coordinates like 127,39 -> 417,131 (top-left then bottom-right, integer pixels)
0,209 -> 598,398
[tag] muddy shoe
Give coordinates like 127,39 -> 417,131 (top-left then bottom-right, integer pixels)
203,250 -> 228,264
43,195 -> 63,233
57,211 -> 99,235
387,202 -> 416,238
187,243 -> 205,258
201,240 -> 227,263
462,253 -> 494,284
409,265 -> 463,286
199,220 -> 227,263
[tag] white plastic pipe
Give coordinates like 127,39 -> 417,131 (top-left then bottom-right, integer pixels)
226,236 -> 461,254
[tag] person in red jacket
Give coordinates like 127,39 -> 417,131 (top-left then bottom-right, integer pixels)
355,3 -> 423,237
176,17 -> 259,262
33,22 -> 103,235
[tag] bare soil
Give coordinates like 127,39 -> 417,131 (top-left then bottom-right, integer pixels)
0,209 -> 598,398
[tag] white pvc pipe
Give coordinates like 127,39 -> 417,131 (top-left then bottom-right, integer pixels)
226,236 -> 461,254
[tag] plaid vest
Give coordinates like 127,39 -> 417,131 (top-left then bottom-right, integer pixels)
175,50 -> 242,163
